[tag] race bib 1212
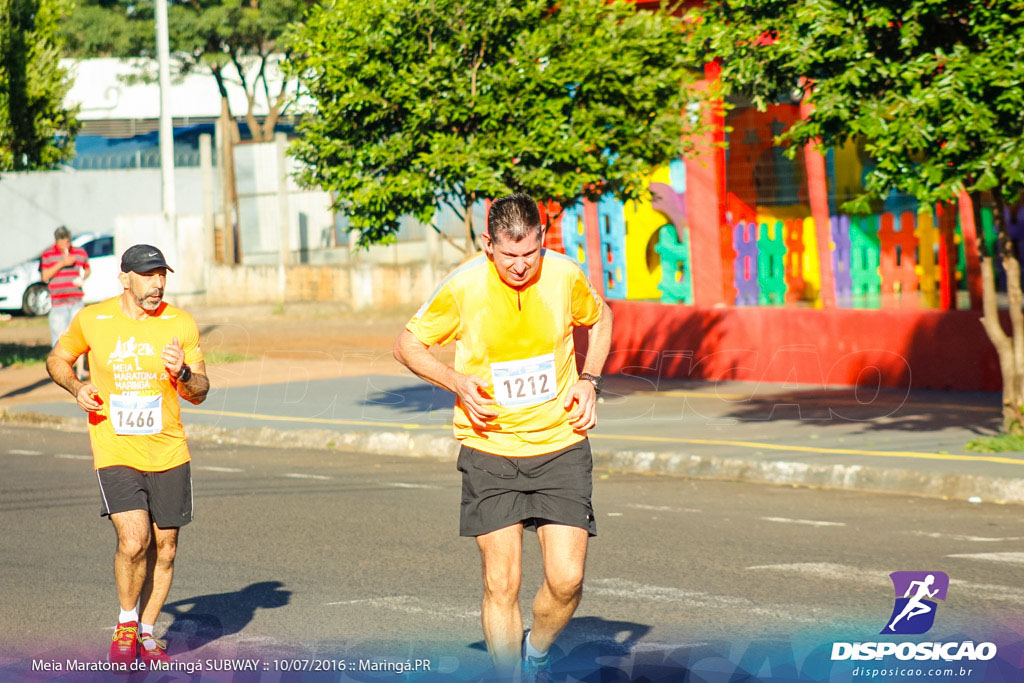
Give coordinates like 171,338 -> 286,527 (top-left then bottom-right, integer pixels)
491,353 -> 557,408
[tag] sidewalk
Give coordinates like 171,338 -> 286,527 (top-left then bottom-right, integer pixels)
2,303 -> 1021,505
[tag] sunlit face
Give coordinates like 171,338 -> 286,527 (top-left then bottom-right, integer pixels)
56,238 -> 71,251
120,268 -> 167,311
483,229 -> 543,288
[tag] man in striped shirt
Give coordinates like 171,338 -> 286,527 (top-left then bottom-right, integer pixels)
41,226 -> 90,378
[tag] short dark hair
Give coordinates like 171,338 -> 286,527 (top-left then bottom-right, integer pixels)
487,193 -> 542,242
54,226 -> 71,240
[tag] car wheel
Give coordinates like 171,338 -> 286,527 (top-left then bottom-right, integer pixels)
22,283 -> 51,316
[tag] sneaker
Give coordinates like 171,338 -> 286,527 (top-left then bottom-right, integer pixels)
108,621 -> 138,666
138,634 -> 171,666
521,634 -> 552,683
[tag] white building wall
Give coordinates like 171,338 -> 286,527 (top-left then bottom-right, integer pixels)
0,167 -> 209,269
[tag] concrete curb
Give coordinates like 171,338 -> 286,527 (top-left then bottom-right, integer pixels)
4,410 -> 1021,506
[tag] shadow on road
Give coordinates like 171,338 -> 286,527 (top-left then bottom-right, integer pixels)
467,615 -> 652,658
162,580 -> 292,653
361,382 -> 454,414
717,388 -> 1001,436
0,377 -> 51,399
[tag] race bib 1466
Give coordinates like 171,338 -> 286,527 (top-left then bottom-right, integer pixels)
491,353 -> 557,408
110,394 -> 163,435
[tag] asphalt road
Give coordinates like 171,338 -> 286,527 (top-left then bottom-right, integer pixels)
1,425 -> 1022,682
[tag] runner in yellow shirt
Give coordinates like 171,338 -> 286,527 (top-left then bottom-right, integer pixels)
46,244 -> 209,668
394,193 -> 613,680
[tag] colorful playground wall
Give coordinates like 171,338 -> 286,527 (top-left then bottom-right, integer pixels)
545,104 -> 1001,314
540,103 -> 1019,391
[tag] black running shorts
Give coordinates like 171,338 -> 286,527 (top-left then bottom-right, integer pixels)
457,439 -> 596,537
96,462 -> 193,528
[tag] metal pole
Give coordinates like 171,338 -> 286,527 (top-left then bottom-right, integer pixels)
276,132 -> 291,266
155,0 -> 176,228
199,133 -> 215,269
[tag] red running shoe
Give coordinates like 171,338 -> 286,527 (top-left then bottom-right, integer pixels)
138,634 -> 171,666
108,621 -> 138,666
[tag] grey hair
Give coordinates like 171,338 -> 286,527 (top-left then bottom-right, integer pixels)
54,225 -> 71,240
487,193 -> 542,242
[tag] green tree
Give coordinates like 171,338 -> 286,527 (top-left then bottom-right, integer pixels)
0,0 -> 78,171
286,0 -> 705,249
62,0 -> 310,141
688,0 -> 1024,431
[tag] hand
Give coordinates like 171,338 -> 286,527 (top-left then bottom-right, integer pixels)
75,383 -> 103,413
61,253 -> 77,267
162,337 -> 185,377
454,374 -> 499,429
564,380 -> 598,432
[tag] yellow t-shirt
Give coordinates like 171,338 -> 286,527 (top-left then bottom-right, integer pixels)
59,297 -> 204,472
406,250 -> 603,457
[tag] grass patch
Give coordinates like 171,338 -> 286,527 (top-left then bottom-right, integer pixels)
0,342 -> 50,367
203,349 -> 254,364
0,345 -> 252,368
964,433 -> 1024,453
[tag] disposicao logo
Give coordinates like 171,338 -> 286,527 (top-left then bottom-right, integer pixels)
831,570 -> 997,663
881,571 -> 948,635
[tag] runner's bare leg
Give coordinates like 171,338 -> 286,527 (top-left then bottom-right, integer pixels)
477,523 -> 525,675
529,524 -> 588,653
139,525 -> 179,625
110,510 -> 152,611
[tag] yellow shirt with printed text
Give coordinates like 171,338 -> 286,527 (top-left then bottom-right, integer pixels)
59,297 -> 204,471
406,250 -> 603,457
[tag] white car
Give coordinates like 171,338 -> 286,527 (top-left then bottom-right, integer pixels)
0,233 -> 122,316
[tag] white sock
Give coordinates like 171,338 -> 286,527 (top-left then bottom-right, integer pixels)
524,630 -> 548,659
140,624 -> 158,650
118,607 -> 138,624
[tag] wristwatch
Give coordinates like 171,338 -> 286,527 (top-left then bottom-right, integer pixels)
580,372 -> 603,395
176,364 -> 192,383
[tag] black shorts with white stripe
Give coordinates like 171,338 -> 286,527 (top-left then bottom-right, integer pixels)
96,462 -> 193,528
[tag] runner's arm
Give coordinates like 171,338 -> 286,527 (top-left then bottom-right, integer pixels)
46,345 -> 102,412
394,329 -> 498,427
565,301 -> 613,430
161,336 -> 209,405
176,361 -> 209,405
581,301 -> 613,377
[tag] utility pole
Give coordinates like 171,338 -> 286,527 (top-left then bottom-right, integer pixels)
155,0 -> 177,244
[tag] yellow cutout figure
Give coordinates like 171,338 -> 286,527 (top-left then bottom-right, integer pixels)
915,210 -> 940,309
626,166 -> 675,300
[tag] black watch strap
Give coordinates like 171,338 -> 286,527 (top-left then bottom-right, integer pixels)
176,364 -> 192,383
580,372 -> 603,395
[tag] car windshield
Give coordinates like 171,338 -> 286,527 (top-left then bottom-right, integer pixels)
83,236 -> 114,259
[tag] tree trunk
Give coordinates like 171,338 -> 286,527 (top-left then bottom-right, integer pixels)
993,187 -> 1024,432
219,96 -> 241,264
464,192 -> 476,252
974,189 -> 1023,433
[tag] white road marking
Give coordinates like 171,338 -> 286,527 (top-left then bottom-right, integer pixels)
389,482 -> 442,489
607,512 -> 623,517
55,454 -> 91,460
627,503 -> 702,513
748,562 -> 1024,604
195,466 -> 244,473
325,596 -> 480,620
587,578 -> 821,621
760,516 -> 846,527
9,449 -> 41,456
283,473 -> 332,481
911,531 -> 1023,543
947,552 -> 1024,565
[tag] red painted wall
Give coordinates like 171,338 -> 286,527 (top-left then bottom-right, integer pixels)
605,300 -> 1002,392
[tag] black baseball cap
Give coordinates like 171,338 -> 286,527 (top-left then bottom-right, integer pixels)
120,244 -> 175,273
